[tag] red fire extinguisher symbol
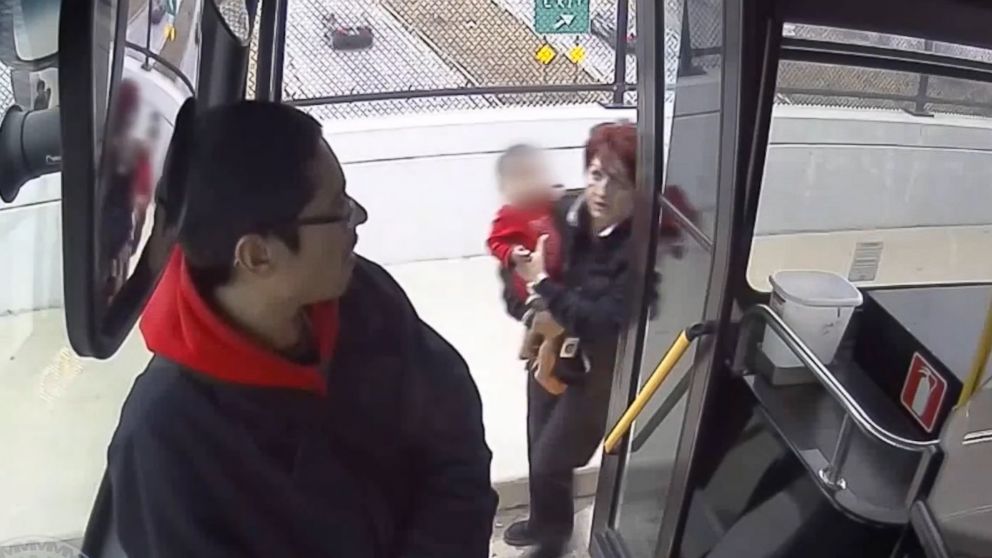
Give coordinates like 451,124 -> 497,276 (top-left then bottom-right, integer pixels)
900,352 -> 948,433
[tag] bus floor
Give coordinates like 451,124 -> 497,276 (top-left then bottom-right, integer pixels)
492,496 -> 595,558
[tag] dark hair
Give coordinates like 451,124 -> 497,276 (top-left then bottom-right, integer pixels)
170,100 -> 326,289
495,143 -> 540,179
585,121 -> 637,181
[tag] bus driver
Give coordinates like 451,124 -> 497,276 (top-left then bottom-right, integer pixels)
85,100 -> 498,557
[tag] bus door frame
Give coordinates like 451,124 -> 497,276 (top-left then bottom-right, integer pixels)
590,0 -> 777,555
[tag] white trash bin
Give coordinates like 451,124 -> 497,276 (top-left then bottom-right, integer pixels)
763,270 -> 864,369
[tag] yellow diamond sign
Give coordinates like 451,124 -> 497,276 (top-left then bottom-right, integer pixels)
567,45 -> 586,64
535,44 -> 557,65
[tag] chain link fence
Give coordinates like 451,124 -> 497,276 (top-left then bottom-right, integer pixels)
0,1 -> 989,125
777,24 -> 992,118
0,64 -> 13,109
273,0 -> 636,118
267,0 -> 992,121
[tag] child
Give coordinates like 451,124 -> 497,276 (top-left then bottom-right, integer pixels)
486,145 -> 567,394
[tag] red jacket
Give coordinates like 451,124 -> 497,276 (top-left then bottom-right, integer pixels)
141,249 -> 340,394
487,201 -> 562,299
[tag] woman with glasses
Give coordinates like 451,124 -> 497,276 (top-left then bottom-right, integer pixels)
502,121 -> 641,558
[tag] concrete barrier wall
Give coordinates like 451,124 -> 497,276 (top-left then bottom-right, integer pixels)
326,105 -> 635,264
760,106 -> 992,234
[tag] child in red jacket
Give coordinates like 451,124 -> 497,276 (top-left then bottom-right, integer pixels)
487,145 -> 566,394
487,145 -> 563,295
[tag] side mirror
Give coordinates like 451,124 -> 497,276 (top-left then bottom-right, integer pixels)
0,105 -> 61,202
0,0 -> 59,70
58,0 -> 248,359
0,0 -> 62,202
58,0 -> 203,359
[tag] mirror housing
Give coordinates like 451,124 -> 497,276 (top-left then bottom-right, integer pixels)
0,106 -> 61,202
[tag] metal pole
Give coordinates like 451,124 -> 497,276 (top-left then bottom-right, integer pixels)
958,295 -> 992,406
678,0 -> 704,76
905,451 -> 934,508
819,414 -> 854,490
142,0 -> 154,69
912,39 -> 933,115
256,0 -> 278,100
272,0 -> 288,102
611,0 -> 630,106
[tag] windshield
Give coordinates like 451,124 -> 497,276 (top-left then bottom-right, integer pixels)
747,31 -> 992,291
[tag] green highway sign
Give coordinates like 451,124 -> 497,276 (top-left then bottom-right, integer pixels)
534,0 -> 590,34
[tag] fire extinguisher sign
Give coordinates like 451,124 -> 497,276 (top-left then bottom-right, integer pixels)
899,352 -> 948,433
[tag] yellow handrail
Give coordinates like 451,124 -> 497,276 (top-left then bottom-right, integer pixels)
958,297 -> 992,407
604,324 -> 709,454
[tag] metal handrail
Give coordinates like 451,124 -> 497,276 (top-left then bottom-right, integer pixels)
125,42 -> 196,94
604,322 -> 714,454
737,305 -> 939,451
286,83 -> 635,107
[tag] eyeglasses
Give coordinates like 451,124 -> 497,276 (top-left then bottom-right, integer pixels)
290,197 -> 367,230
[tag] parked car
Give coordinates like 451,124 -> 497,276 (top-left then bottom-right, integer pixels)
323,13 -> 374,50
590,12 -> 636,54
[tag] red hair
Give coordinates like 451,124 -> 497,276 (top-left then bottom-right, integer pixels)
584,121 -> 637,181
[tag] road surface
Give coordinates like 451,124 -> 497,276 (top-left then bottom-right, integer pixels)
282,0 -> 489,119
125,0 -> 201,95
126,0 -> 180,58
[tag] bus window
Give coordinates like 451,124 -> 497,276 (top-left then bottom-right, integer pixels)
748,48 -> 992,291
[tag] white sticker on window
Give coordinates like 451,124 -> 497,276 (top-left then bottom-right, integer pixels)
849,241 -> 884,282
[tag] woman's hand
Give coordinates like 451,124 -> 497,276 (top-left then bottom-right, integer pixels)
515,235 -> 548,284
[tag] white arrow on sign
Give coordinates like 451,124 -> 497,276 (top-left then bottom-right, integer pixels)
553,13 -> 575,30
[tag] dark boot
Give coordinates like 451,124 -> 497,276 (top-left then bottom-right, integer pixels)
503,519 -> 541,547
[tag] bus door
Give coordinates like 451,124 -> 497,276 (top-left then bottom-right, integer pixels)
590,0 -> 744,554
594,0 -> 992,557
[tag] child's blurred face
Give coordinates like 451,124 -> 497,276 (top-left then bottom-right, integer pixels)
500,155 -> 553,206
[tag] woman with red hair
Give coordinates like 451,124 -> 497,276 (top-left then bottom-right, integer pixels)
503,121 -> 640,557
